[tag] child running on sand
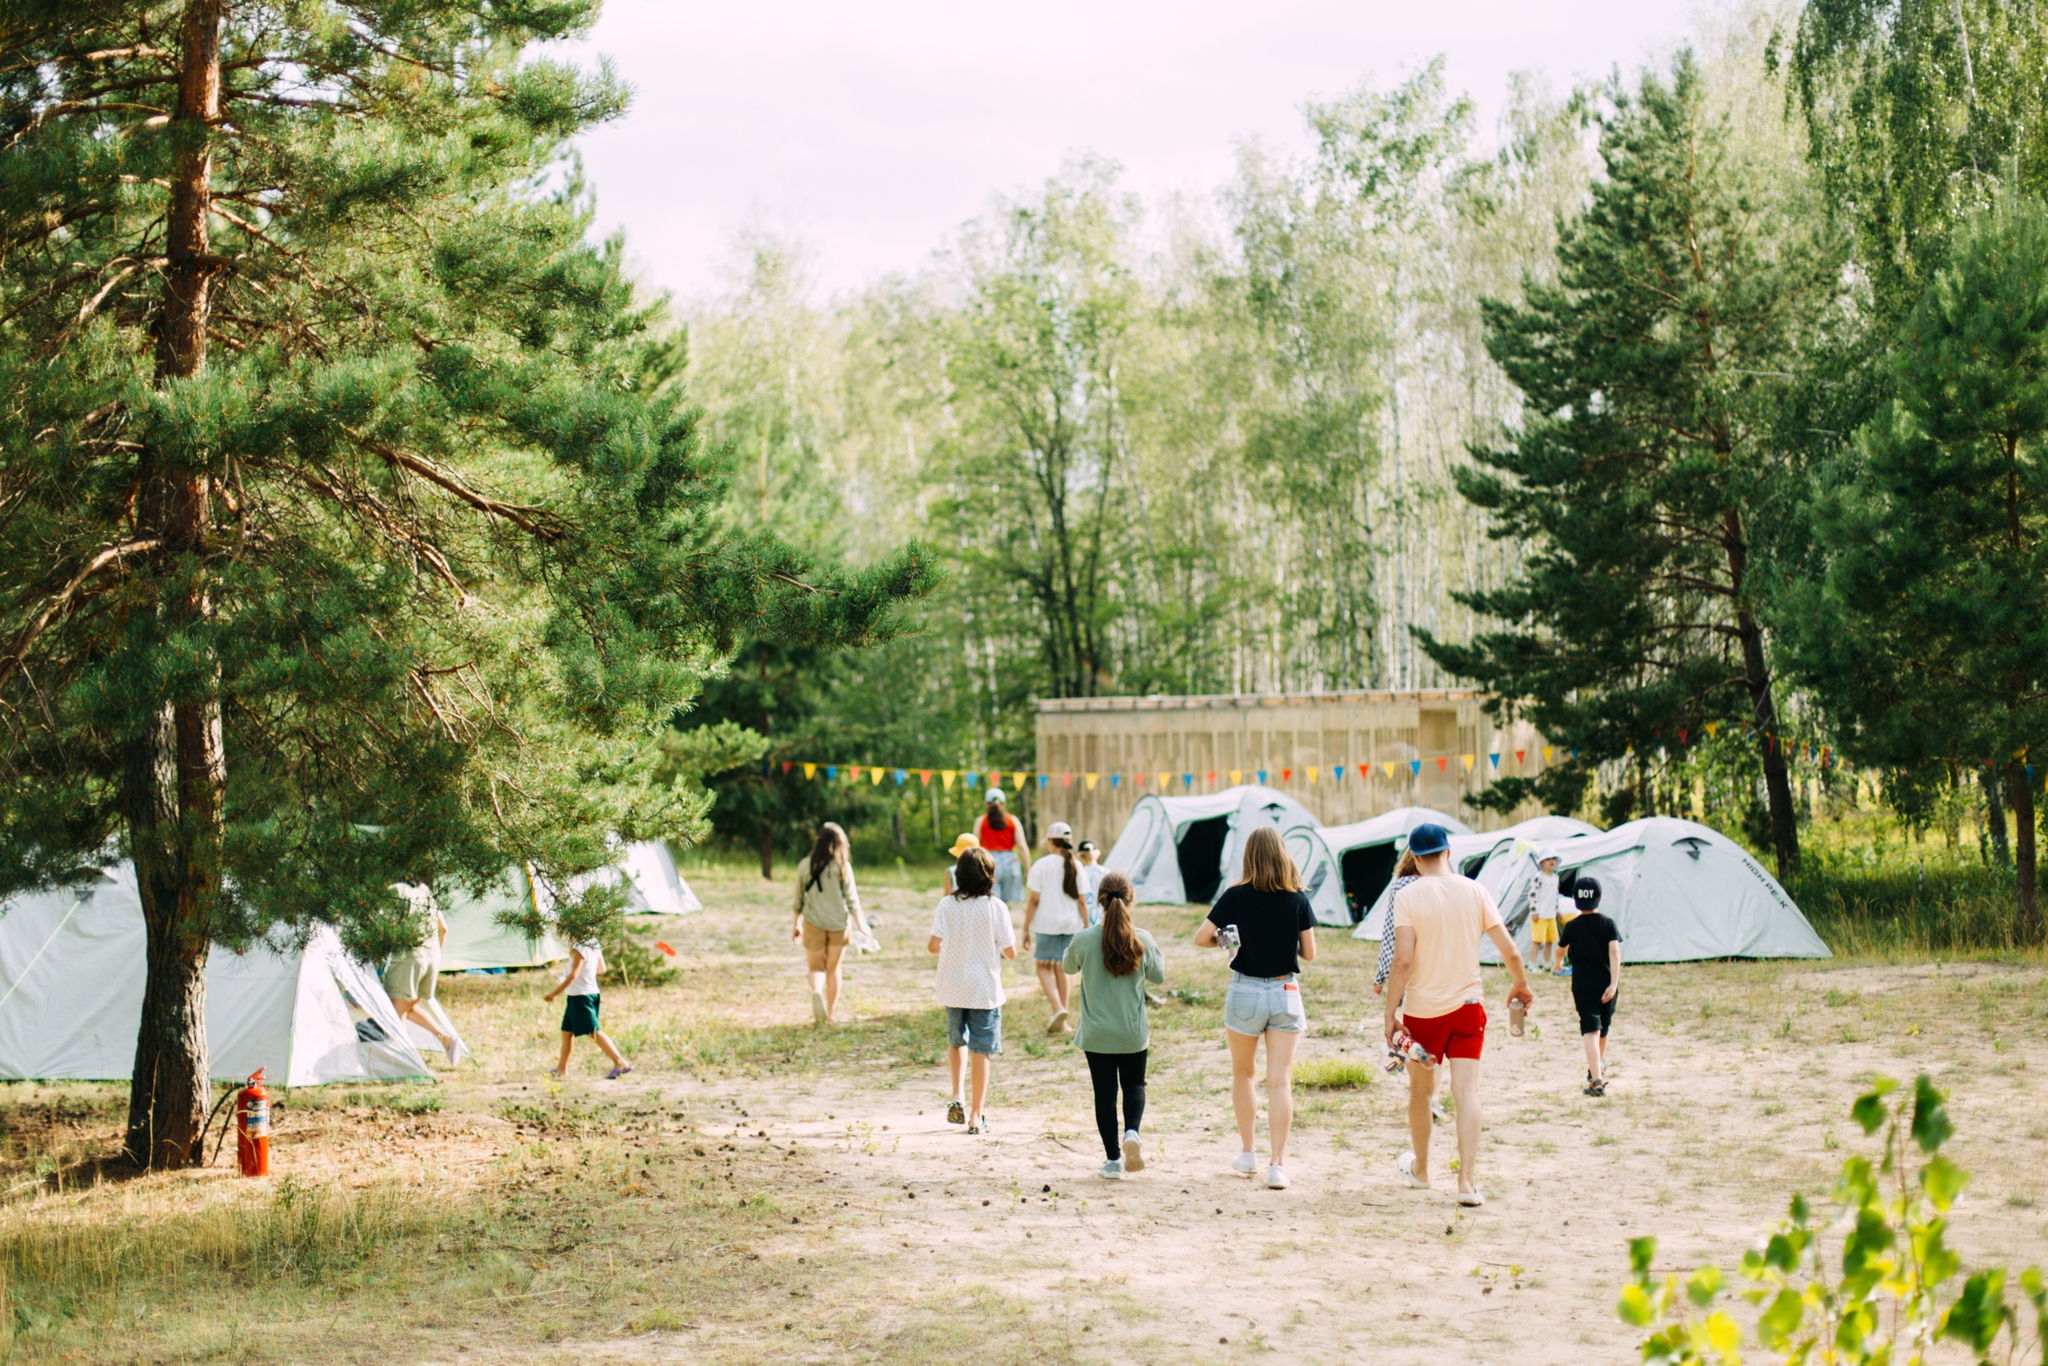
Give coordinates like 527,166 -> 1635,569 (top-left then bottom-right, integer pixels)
1556,876 -> 1621,1095
544,938 -> 633,1079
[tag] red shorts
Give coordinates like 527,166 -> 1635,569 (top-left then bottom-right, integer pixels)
1402,1002 -> 1488,1062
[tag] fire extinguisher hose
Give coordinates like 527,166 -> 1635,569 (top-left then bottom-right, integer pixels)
199,1083 -> 240,1168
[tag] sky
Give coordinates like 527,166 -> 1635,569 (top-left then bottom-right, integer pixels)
564,1 -> 1705,303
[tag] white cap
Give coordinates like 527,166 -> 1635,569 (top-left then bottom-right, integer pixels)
984,787 -> 1006,804
1047,821 -> 1074,841
1537,845 -> 1560,863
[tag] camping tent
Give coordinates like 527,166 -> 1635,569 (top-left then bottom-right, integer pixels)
619,840 -> 700,914
1478,817 -> 1830,963
1285,807 -> 1474,927
1349,814 -> 1601,939
1104,786 -> 1320,904
439,866 -> 566,971
0,865 -> 435,1085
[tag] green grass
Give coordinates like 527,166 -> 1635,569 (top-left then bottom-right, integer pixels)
1293,1058 -> 1378,1089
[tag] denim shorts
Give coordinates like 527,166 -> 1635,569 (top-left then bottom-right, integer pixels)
945,1005 -> 1002,1055
992,850 -> 1025,903
1224,973 -> 1306,1036
1033,932 -> 1075,963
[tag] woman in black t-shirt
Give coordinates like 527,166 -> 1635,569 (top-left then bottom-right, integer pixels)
1194,826 -> 1318,1191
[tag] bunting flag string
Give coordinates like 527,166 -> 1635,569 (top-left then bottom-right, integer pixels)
771,715 -> 2018,797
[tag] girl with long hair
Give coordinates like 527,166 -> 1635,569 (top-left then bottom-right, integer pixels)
790,822 -> 872,1024
1193,824 -> 1318,1190
1022,820 -> 1090,1033
975,788 -> 1027,906
1061,872 -> 1164,1179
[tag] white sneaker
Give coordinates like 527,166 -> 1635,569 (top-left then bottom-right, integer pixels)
1122,1131 -> 1145,1173
810,989 -> 828,1023
1266,1164 -> 1290,1190
1230,1150 -> 1259,1177
1098,1159 -> 1124,1180
1047,1009 -> 1069,1035
446,1039 -> 469,1067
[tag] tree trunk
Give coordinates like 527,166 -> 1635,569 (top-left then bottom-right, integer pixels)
124,0 -> 228,1171
2009,763 -> 2039,943
1725,507 -> 1799,878
757,815 -> 775,880
1980,763 -> 2011,868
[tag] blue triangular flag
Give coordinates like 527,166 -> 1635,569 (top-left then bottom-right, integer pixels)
1182,773 -> 1194,789
1037,773 -> 1050,789
1332,766 -> 1344,782
1409,759 -> 1421,776
825,766 -> 837,781
1110,774 -> 1121,788
893,768 -> 907,785
1488,753 -> 1500,770
1256,770 -> 1267,784
964,771 -> 980,789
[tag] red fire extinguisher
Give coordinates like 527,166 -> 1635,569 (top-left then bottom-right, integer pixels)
236,1069 -> 270,1177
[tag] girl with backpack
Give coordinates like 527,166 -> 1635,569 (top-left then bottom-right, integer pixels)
1062,872 -> 1164,1179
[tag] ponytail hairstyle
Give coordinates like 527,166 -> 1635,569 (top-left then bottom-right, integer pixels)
1097,872 -> 1142,977
1051,834 -> 1080,900
984,795 -> 1008,832
1394,849 -> 1421,880
951,846 -> 996,900
806,822 -> 849,894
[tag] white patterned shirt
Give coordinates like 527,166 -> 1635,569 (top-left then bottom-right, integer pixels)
930,894 -> 1015,1009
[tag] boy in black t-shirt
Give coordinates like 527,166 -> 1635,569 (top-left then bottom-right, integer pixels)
1556,877 -> 1621,1097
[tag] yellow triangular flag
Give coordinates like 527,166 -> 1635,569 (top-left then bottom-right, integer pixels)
1157,772 -> 1170,789
1382,761 -> 1396,779
1542,746 -> 1553,763
1461,754 -> 1474,771
1085,773 -> 1099,790
802,763 -> 817,780
1307,766 -> 1319,784
1229,769 -> 1243,785
870,767 -> 885,785
941,770 -> 956,790
1705,721 -> 1720,737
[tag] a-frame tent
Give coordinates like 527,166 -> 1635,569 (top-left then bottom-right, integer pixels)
439,865 -> 566,971
0,866 -> 435,1085
1285,807 -> 1473,927
1478,817 -> 1830,963
1104,786 -> 1320,904
617,841 -> 701,914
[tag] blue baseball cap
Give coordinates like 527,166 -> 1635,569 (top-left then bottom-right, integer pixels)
1407,822 -> 1452,857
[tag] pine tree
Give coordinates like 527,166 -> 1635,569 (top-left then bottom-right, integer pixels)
1415,52 -> 1836,873
0,0 -> 933,1167
1779,193 -> 2048,939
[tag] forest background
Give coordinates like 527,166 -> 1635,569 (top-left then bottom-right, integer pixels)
676,0 -> 2048,943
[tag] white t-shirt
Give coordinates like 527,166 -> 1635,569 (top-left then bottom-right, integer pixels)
1081,864 -> 1107,923
1529,869 -> 1559,920
1027,855 -> 1088,935
566,940 -> 605,996
930,894 -> 1015,1009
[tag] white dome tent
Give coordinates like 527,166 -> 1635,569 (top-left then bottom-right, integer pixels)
1350,814 -> 1601,939
1104,785 -> 1319,904
439,865 -> 566,971
617,841 -> 701,914
1478,817 -> 1830,963
1285,807 -> 1473,927
0,866 -> 435,1086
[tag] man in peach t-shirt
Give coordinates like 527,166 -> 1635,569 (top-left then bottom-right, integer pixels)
1384,822 -> 1534,1208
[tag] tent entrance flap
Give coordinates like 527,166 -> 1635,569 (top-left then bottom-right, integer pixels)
1178,817 -> 1230,904
1341,843 -> 1399,921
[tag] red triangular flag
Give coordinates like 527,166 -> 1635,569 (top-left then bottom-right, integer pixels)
1435,757 -> 1448,772
1515,749 -> 1526,765
1678,729 -> 1689,746
654,941 -> 677,957
780,761 -> 793,774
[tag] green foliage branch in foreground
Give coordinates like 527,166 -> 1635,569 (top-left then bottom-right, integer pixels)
1621,1075 -> 2045,1364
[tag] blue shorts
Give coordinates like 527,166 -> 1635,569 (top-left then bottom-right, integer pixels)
991,850 -> 1025,903
1224,973 -> 1306,1036
945,1006 -> 1002,1055
1034,932 -> 1075,963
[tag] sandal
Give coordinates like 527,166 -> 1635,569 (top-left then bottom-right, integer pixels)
947,1100 -> 966,1125
1397,1151 -> 1431,1189
1584,1078 -> 1606,1097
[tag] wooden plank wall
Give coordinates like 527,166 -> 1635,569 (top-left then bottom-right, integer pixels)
1032,692 -> 1549,845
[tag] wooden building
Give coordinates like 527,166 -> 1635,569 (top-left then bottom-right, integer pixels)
1033,690 -> 1550,842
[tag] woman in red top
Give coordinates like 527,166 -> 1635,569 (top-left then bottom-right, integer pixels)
975,789 -> 1027,906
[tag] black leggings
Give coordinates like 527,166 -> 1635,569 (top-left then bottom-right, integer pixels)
1085,1049 -> 1148,1160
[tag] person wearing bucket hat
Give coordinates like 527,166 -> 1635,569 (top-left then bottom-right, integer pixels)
1024,821 -> 1089,1033
1384,821 -> 1534,1208
975,788 -> 1026,906
941,832 -> 980,896
1528,845 -> 1564,974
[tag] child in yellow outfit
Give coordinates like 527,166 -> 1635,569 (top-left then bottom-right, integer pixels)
1528,848 -> 1562,973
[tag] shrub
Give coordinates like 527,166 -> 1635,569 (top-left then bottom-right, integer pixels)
1620,1075 -> 2046,1363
